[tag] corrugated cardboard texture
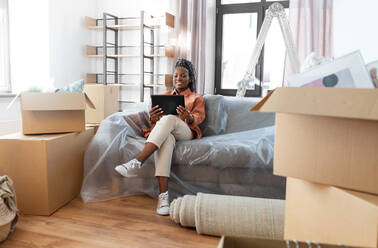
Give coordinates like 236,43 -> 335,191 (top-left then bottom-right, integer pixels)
84,84 -> 119,124
217,236 -> 357,248
274,113 -> 378,194
20,92 -> 94,134
259,87 -> 378,121
0,139 -> 50,214
21,92 -> 86,111
285,178 -> 378,248
0,128 -> 94,215
22,110 -> 85,134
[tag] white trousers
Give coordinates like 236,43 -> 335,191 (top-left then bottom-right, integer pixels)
146,115 -> 193,177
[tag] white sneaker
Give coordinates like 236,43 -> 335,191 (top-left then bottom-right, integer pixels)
156,191 -> 170,216
114,159 -> 142,178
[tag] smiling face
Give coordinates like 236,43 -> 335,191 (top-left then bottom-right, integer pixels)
173,67 -> 190,92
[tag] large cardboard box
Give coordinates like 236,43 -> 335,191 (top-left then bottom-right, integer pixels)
285,178 -> 378,248
253,87 -> 378,194
21,92 -> 95,134
83,84 -> 119,124
0,127 -> 95,215
217,236 -> 362,248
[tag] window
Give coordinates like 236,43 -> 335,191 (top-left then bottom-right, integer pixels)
0,0 -> 10,93
215,0 -> 289,97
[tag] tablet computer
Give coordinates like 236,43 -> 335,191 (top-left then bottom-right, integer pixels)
151,95 -> 185,115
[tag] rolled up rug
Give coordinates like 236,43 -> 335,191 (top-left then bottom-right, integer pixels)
195,193 -> 284,239
172,197 -> 182,224
179,195 -> 196,228
170,193 -> 284,240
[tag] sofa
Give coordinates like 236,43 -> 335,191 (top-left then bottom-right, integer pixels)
80,95 -> 286,203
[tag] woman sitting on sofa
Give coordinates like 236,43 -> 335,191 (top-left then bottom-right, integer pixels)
115,58 -> 206,216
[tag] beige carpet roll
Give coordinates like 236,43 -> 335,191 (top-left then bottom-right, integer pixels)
169,198 -> 177,222
178,195 -> 196,228
172,197 -> 182,224
195,193 -> 284,239
170,193 -> 285,240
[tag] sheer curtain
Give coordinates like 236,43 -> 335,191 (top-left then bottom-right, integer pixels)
284,0 -> 333,81
0,0 -> 10,92
174,0 -> 207,94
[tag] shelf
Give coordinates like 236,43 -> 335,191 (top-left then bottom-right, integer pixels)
85,12 -> 174,30
85,11 -> 176,103
85,45 -> 175,58
85,73 -> 173,87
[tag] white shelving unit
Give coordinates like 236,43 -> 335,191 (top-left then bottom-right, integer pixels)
85,11 -> 175,104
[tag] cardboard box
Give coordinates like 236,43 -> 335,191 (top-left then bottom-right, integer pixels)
0,127 -> 95,215
21,92 -> 95,135
285,178 -> 377,248
85,123 -> 100,134
217,236 -> 362,248
83,84 -> 119,124
253,87 -> 378,194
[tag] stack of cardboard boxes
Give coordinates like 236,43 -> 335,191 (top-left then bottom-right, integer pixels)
219,87 -> 377,248
254,87 -> 378,248
0,91 -> 114,215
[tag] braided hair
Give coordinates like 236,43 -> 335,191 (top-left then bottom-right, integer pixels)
175,58 -> 196,92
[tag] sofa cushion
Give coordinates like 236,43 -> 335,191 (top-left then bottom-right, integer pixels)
223,97 -> 275,133
199,95 -> 227,137
172,126 -> 275,169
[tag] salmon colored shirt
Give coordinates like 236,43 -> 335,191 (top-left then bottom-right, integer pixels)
142,88 -> 206,139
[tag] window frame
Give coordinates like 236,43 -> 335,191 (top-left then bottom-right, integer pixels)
215,0 -> 289,97
0,0 -> 11,93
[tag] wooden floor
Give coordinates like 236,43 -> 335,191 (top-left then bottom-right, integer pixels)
2,195 -> 219,248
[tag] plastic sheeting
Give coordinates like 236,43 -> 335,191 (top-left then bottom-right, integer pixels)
80,101 -> 283,203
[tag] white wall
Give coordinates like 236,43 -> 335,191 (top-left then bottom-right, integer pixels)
49,0 -> 97,89
1,0 -> 97,124
9,0 -> 96,91
334,0 -> 378,63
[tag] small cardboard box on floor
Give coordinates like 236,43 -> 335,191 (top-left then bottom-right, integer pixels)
252,87 -> 378,195
217,236 -> 364,248
0,127 -> 95,215
285,178 -> 377,248
21,92 -> 95,134
83,84 -> 119,124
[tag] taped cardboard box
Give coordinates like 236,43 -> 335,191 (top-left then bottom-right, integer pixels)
0,127 -> 95,215
217,236 -> 364,248
83,84 -> 119,124
21,92 -> 95,135
252,87 -> 378,195
285,178 -> 377,248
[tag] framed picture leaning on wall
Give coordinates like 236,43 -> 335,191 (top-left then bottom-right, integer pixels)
287,50 -> 375,89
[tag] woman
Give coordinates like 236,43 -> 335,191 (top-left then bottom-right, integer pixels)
115,58 -> 206,216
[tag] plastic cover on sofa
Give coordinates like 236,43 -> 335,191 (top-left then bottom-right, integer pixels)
80,96 -> 281,203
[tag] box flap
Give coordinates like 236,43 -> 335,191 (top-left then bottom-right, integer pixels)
255,87 -> 378,121
84,93 -> 96,109
250,89 -> 276,111
346,189 -> 378,207
21,92 -> 87,111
